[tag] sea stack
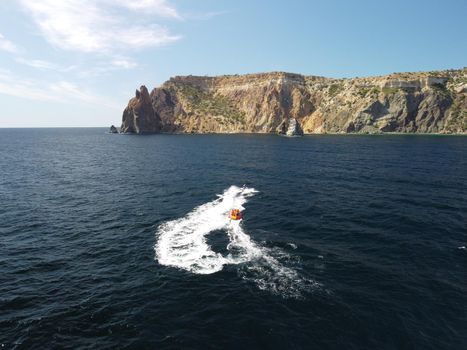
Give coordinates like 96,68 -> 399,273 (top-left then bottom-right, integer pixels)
109,125 -> 118,133
120,85 -> 162,134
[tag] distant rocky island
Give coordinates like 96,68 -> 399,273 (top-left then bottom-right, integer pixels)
111,68 -> 466,135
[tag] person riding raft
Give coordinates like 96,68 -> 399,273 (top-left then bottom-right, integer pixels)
229,209 -> 243,220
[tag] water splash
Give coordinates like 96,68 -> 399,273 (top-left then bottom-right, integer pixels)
155,185 -> 314,298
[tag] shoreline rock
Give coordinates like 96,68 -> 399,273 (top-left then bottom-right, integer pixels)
277,118 -> 304,136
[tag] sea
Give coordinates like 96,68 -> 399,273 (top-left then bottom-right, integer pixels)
1,128 -> 466,349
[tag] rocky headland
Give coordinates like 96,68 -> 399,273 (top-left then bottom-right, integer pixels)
119,68 -> 466,134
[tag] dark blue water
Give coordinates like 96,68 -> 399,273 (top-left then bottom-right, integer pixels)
1,128 -> 466,349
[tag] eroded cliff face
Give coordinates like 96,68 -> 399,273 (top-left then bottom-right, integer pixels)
120,69 -> 467,134
121,85 -> 162,134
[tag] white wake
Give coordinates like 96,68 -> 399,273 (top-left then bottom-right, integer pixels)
155,185 -> 313,297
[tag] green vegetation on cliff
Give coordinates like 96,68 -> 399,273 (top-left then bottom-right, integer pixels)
176,84 -> 246,124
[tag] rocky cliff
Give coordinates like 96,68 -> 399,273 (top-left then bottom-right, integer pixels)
120,68 -> 467,134
121,85 -> 162,133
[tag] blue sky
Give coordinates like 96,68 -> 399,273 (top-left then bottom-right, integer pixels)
0,0 -> 466,127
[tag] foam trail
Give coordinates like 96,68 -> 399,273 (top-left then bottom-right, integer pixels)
155,185 -> 256,274
155,185 -> 313,297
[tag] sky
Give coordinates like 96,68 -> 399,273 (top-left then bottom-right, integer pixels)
0,0 -> 466,127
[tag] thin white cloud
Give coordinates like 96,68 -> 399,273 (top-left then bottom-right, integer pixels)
16,56 -> 136,75
0,69 -> 119,109
185,10 -> 229,21
112,0 -> 181,19
15,57 -> 76,72
19,0 -> 181,54
48,81 -> 118,108
111,57 -> 138,69
16,57 -> 56,69
0,33 -> 18,53
0,72 -> 60,102
75,57 -> 139,78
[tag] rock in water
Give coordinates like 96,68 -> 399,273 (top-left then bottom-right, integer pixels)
120,85 -> 162,134
277,118 -> 304,136
109,125 -> 118,134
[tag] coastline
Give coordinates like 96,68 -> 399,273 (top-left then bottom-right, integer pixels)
1,127 -> 465,136
115,130 -> 467,136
